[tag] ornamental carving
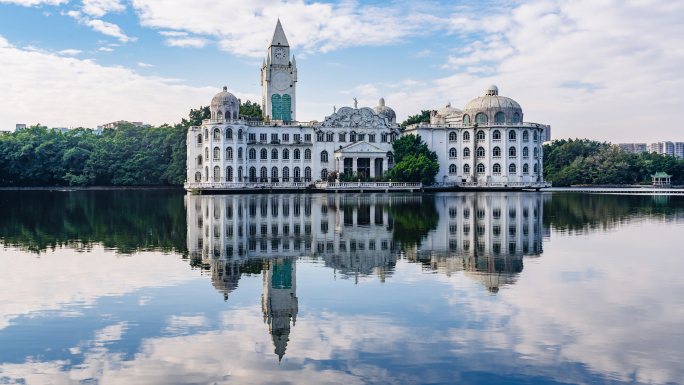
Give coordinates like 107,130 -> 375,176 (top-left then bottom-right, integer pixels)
319,107 -> 391,129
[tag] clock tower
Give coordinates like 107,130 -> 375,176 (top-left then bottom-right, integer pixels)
261,19 -> 297,121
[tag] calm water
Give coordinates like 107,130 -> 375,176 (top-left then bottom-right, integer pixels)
0,191 -> 683,385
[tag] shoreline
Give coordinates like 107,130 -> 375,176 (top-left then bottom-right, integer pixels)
0,186 -> 185,191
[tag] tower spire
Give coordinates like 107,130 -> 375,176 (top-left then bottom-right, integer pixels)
269,19 -> 289,47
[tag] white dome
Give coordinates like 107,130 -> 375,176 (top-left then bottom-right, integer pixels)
211,86 -> 239,107
463,86 -> 522,123
436,102 -> 462,117
373,98 -> 396,123
485,84 -> 499,96
211,86 -> 239,120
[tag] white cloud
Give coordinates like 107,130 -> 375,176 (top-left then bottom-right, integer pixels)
158,31 -> 187,37
81,0 -> 126,17
57,49 -> 82,55
87,19 -> 137,42
0,0 -> 66,5
164,37 -> 208,48
98,46 -> 114,51
0,36 -> 258,128
138,62 -> 154,67
129,0 -> 445,57
413,48 -> 434,57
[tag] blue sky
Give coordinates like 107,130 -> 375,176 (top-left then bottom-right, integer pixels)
0,0 -> 683,142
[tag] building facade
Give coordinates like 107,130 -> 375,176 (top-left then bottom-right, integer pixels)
185,21 -> 550,190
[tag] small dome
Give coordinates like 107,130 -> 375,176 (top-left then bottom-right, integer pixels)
436,102 -> 462,117
485,84 -> 499,96
373,98 -> 396,123
211,86 -> 239,107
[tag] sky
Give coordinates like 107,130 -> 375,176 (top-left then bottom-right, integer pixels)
0,0 -> 682,142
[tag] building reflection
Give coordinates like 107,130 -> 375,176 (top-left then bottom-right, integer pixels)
185,192 -> 548,358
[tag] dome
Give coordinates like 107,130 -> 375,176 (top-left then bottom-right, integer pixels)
373,98 -> 396,123
462,85 -> 523,124
211,86 -> 239,121
436,102 -> 462,117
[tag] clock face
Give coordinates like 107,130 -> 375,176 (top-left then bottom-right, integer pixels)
272,72 -> 290,91
274,48 -> 286,60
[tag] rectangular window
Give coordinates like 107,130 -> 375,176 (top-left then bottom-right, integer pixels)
358,134 -> 365,141
260,133 -> 267,141
249,133 -> 256,141
294,134 -> 301,142
271,133 -> 278,142
282,133 -> 289,142
304,134 -> 311,142
339,133 -> 346,142
368,134 -> 376,142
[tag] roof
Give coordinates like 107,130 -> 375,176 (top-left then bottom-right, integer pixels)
652,172 -> 672,178
269,19 -> 289,47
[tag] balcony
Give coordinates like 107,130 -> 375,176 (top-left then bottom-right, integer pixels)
247,139 -> 257,145
493,139 -> 501,143
509,139 -> 517,143
270,139 -> 281,144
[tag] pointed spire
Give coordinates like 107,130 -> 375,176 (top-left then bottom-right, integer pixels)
291,55 -> 296,67
263,58 -> 266,67
269,19 -> 289,47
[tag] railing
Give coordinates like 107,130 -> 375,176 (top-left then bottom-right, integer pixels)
405,122 -> 550,130
316,182 -> 422,190
430,181 -> 552,188
185,181 -> 310,189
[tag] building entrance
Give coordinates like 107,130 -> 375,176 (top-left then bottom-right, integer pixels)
357,158 -> 371,178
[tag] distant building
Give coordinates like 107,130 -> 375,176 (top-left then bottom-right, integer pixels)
620,142 -> 681,158
618,143 -> 635,153
16,124 -> 26,130
102,121 -> 150,129
635,143 -> 648,154
676,142 -> 684,158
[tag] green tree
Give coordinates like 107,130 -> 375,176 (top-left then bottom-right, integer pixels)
239,100 -> 263,118
400,110 -> 430,130
389,134 -> 439,185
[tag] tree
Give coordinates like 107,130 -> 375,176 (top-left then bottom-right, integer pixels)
389,134 -> 439,185
239,100 -> 263,118
400,110 -> 430,130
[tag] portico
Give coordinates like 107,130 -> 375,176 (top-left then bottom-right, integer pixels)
335,142 -> 388,178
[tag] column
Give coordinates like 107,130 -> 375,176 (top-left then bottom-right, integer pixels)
353,157 -> 358,175
370,157 -> 376,178
340,156 -> 345,175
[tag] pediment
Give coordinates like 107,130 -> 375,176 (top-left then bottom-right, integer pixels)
335,141 -> 387,154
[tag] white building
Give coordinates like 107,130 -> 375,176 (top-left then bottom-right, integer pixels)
405,85 -> 548,186
185,21 -> 550,191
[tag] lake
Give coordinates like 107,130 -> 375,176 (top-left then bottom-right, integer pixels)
0,190 -> 682,385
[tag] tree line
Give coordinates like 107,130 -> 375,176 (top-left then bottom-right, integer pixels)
0,102 -> 261,187
543,139 -> 684,186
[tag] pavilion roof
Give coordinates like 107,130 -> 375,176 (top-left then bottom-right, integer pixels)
651,172 -> 672,178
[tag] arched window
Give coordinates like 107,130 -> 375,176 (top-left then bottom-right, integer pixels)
294,148 -> 300,160
249,148 -> 256,160
205,166 -> 209,181
449,164 -> 457,174
523,130 -> 529,141
197,155 -> 203,166
304,149 -> 311,160
316,132 -> 324,142
477,147 -> 485,157
260,167 -> 268,180
226,147 -> 233,160
282,94 -> 292,121
271,94 -> 282,120
463,131 -> 470,141
350,131 -> 357,142
197,135 -> 202,144
294,167 -> 301,180
249,167 -> 256,182
238,147 -> 243,159
321,150 -> 328,162
475,113 -> 487,123
463,115 -> 471,125
238,166 -> 243,181
238,129 -> 243,140
217,111 -> 223,120
213,128 -> 221,140
493,146 -> 501,157
463,164 -> 470,174
495,112 -> 505,123
493,163 -> 501,173
509,164 -> 516,173
282,148 -> 289,160
509,147 -> 517,157
305,167 -> 312,181
449,131 -> 457,141
260,148 -> 267,160
534,131 -> 538,141
387,151 -> 393,163
204,129 -> 208,141
205,148 -> 209,160
282,167 -> 289,181
271,148 -> 278,160
321,168 -> 328,180
477,163 -> 485,173
271,167 -> 279,180
477,130 -> 485,140
513,112 -> 520,123
509,131 -> 516,140
226,166 -> 233,182
523,164 -> 529,173
493,130 -> 501,140
523,147 -> 529,157
534,164 -> 538,173
534,147 -> 538,158
194,172 -> 201,182
449,148 -> 457,158
463,147 -> 470,157
226,128 -> 233,140
213,166 -> 221,182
